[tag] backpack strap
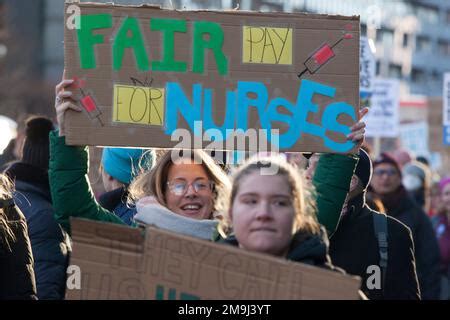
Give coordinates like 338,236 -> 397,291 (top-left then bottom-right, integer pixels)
373,212 -> 388,292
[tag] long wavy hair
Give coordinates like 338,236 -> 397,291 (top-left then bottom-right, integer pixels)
0,174 -> 16,252
128,149 -> 231,219
218,155 -> 320,237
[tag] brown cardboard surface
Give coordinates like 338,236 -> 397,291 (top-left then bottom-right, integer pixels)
66,218 -> 361,300
64,2 -> 360,153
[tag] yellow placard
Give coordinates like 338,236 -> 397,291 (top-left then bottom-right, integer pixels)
242,26 -> 292,65
113,85 -> 165,126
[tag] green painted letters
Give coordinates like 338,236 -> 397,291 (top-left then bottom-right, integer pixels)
77,14 -> 112,69
76,15 -> 228,75
193,21 -> 228,75
151,18 -> 187,72
113,17 -> 149,71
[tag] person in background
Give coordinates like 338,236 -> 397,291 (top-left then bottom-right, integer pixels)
98,147 -> 155,225
432,177 -> 450,300
370,153 -> 441,300
4,116 -> 70,300
402,161 -> 432,213
328,150 -> 420,300
0,173 -> 37,300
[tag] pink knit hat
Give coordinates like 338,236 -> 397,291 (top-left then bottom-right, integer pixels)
439,177 -> 450,192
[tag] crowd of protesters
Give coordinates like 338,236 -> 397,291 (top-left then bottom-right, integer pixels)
1,75 -> 450,301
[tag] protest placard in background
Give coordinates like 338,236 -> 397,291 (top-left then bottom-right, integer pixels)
64,2 -> 360,153
399,121 -> 429,158
443,73 -> 450,145
359,36 -> 375,106
365,78 -> 400,138
66,218 -> 361,300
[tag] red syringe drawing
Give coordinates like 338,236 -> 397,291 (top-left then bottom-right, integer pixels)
298,33 -> 353,78
72,77 -> 104,126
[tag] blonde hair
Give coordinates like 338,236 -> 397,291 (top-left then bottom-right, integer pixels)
128,149 -> 231,219
218,155 -> 320,237
0,174 -> 16,251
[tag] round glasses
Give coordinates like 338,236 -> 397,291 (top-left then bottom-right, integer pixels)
373,168 -> 398,177
167,180 -> 214,196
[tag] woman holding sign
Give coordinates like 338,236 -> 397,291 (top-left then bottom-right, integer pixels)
218,154 -> 354,266
51,76 -> 366,241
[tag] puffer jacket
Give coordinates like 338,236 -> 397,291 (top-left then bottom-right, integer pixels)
6,162 -> 71,299
0,198 -> 37,300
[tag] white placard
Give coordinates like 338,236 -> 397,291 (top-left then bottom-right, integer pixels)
443,73 -> 450,125
360,37 -> 376,94
365,78 -> 400,138
399,121 -> 429,157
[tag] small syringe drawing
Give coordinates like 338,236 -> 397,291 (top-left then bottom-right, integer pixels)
297,33 -> 353,78
73,77 -> 104,126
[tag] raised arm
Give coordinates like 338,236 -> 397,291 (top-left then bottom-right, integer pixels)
49,76 -> 125,235
312,107 -> 368,236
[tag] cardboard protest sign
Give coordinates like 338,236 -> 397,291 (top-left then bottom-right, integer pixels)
365,78 -> 399,138
66,218 -> 361,300
64,2 -> 360,153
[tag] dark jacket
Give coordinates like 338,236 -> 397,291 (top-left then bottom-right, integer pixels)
329,193 -> 421,300
5,162 -> 71,300
0,199 -> 37,300
98,187 -> 136,226
385,189 -> 441,300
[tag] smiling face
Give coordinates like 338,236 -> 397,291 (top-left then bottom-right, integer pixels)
164,161 -> 214,220
230,172 -> 294,257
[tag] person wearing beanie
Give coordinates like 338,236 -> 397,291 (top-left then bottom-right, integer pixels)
317,149 -> 419,300
4,115 -> 71,300
371,152 -> 441,300
97,147 -> 155,226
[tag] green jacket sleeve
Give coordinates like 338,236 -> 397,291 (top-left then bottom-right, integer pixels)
49,130 -> 126,235
312,153 -> 359,237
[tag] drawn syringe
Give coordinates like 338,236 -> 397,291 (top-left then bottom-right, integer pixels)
79,86 -> 104,126
298,33 -> 353,78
